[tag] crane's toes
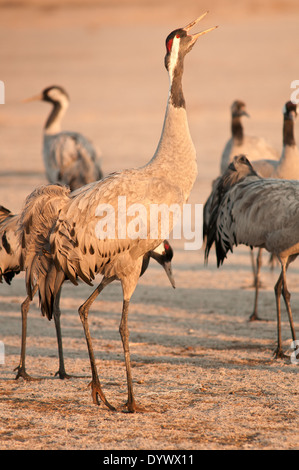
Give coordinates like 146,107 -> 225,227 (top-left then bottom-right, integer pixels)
14,366 -> 40,382
121,400 -> 147,413
54,370 -> 81,380
89,380 -> 116,411
273,348 -> 287,359
248,312 -> 268,322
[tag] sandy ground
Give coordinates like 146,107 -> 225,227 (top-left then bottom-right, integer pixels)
0,0 -> 299,450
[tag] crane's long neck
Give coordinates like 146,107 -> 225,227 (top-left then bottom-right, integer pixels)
283,116 -> 296,147
231,116 -> 243,144
146,59 -> 197,202
44,99 -> 68,135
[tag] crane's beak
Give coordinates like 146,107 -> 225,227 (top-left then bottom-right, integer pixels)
183,11 -> 218,46
22,92 -> 43,103
241,109 -> 250,118
162,260 -> 176,289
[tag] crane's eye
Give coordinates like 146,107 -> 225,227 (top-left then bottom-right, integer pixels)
166,38 -> 173,53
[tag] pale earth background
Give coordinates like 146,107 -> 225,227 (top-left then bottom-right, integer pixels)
0,0 -> 298,450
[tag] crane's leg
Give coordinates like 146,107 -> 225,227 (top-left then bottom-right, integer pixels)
249,247 -> 264,290
249,248 -> 263,321
250,247 -> 257,285
119,262 -> 144,413
14,285 -> 39,381
53,287 -> 77,379
78,276 -> 116,411
281,262 -> 297,350
274,271 -> 284,358
119,299 -> 138,412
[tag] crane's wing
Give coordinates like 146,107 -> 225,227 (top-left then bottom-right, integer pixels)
50,168 -> 184,285
18,184 -> 71,298
211,178 -> 299,266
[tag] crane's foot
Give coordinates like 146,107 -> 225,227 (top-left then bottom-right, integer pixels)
273,347 -> 287,359
248,312 -> 267,322
89,379 -> 116,411
14,365 -> 39,381
54,370 -> 79,380
122,399 -> 147,413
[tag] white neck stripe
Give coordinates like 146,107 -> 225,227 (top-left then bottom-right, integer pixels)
168,36 -> 180,81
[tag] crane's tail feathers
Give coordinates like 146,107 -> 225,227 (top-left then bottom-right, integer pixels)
38,264 -> 65,320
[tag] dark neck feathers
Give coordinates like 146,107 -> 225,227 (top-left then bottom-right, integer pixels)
231,116 -> 243,143
45,101 -> 62,130
170,59 -> 185,109
283,118 -> 296,147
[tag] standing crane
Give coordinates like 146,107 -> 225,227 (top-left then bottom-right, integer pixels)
206,100 -> 278,293
23,85 -> 103,190
205,155 -> 298,359
21,13 -> 217,412
1,188 -> 174,381
248,101 -> 298,321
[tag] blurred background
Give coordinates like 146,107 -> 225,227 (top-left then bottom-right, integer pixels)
1,3 -> 299,450
0,0 -> 299,212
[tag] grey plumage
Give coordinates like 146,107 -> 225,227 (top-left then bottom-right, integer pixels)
17,184 -> 175,381
247,101 -> 298,320
205,155 -> 298,358
207,100 -> 281,304
21,14 -> 217,412
24,85 -> 103,190
220,100 -> 279,175
5,185 -> 73,380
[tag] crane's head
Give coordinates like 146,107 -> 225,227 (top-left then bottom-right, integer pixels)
164,12 -> 217,74
231,100 -> 250,118
151,240 -> 175,289
229,154 -> 258,179
23,85 -> 69,107
283,101 -> 297,121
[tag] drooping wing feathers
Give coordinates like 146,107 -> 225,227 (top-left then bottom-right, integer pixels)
18,184 -> 71,301
203,176 -> 220,241
204,155 -> 259,256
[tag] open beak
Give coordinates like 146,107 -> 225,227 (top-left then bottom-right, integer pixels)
183,11 -> 218,45
162,261 -> 176,289
22,92 -> 43,103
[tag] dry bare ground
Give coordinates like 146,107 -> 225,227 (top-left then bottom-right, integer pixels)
0,0 -> 298,451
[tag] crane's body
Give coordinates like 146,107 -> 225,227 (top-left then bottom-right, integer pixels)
205,155 -> 298,358
20,13 -> 217,412
24,85 -> 103,190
